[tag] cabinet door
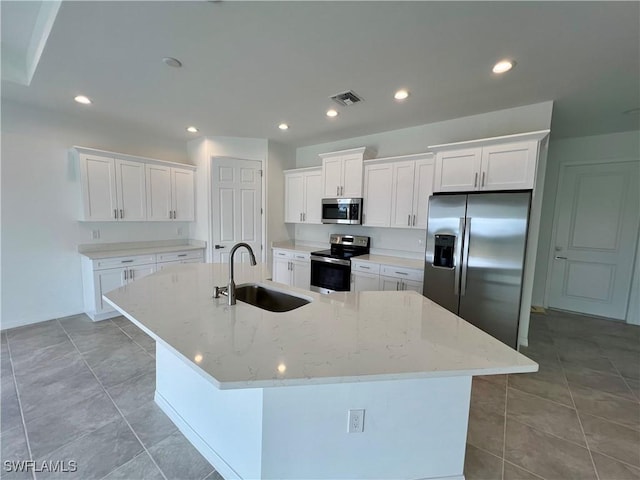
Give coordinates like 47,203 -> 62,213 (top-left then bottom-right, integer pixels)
390,161 -> 416,228
146,165 -> 172,221
380,276 -> 401,291
172,168 -> 195,221
412,158 -> 436,229
272,257 -> 292,285
292,260 -> 311,290
94,268 -> 125,313
434,148 -> 482,192
115,159 -> 146,221
341,153 -> 364,197
402,279 -> 423,293
363,163 -> 392,227
353,272 -> 380,292
128,264 -> 156,282
80,154 -> 118,221
303,170 -> 323,224
480,141 -> 537,190
285,172 -> 304,223
322,157 -> 343,198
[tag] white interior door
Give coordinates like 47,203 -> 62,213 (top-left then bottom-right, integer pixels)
211,158 -> 262,264
547,161 -> 639,319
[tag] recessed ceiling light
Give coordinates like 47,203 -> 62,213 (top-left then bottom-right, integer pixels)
186,126 -> 198,133
492,59 -> 516,74
326,109 -> 338,117
278,123 -> 289,130
74,95 -> 92,105
394,89 -> 410,100
162,57 -> 182,68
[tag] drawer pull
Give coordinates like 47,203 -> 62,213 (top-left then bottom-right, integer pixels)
360,266 -> 370,269
121,260 -> 134,263
395,271 -> 408,275
178,254 -> 187,257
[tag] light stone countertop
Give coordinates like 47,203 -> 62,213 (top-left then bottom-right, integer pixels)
79,240 -> 206,260
104,263 -> 537,390
271,241 -> 324,253
352,254 -> 424,270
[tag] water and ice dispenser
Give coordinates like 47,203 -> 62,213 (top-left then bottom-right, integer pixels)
433,234 -> 456,269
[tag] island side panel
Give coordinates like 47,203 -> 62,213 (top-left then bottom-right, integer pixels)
154,343 -> 264,480
261,377 -> 471,480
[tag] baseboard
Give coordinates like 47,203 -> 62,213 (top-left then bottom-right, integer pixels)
154,391 -> 241,480
87,310 -> 119,322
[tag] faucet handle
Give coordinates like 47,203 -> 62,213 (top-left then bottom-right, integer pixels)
213,286 -> 228,298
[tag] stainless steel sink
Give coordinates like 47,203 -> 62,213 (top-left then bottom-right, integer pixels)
235,284 -> 310,312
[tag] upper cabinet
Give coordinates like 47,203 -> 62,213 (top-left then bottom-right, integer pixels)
363,153 -> 435,229
284,167 -> 322,224
74,147 -> 196,222
431,131 -> 549,193
319,147 -> 374,198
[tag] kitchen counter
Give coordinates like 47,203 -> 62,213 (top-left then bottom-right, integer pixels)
271,241 -> 323,253
104,262 -> 537,480
78,239 -> 206,260
352,253 -> 424,270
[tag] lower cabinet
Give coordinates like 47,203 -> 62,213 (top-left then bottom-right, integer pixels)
82,249 -> 204,321
272,249 -> 310,290
351,260 -> 424,293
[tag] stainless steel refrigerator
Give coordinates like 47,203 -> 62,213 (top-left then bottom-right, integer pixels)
423,192 -> 531,348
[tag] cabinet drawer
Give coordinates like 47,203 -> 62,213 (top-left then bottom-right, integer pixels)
292,252 -> 310,262
94,254 -> 156,270
380,265 -> 423,282
352,262 -> 380,275
273,249 -> 294,260
156,250 -> 204,263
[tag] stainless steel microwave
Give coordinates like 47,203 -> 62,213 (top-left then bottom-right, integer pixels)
321,198 -> 363,224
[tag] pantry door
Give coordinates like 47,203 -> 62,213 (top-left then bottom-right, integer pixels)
547,161 -> 639,319
211,158 -> 263,264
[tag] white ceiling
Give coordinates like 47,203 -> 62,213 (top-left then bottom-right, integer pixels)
2,1 -> 638,147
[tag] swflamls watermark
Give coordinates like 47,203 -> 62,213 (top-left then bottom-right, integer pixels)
4,460 -> 77,473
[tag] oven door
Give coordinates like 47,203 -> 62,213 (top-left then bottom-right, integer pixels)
321,198 -> 362,225
310,256 -> 351,293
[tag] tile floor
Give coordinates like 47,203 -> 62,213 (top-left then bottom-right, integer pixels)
1,310 -> 638,479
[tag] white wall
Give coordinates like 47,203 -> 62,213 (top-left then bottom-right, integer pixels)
532,130 -> 640,325
1,100 -> 190,329
266,141 -> 296,264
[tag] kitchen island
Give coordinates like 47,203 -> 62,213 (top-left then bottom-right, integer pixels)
104,263 -> 537,480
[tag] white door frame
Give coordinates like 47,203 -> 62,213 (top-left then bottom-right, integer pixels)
209,156 -> 266,264
543,158 -> 640,316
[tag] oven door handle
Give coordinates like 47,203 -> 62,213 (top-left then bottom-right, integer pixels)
310,255 -> 351,266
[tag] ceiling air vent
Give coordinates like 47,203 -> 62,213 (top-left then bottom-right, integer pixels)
330,90 -> 364,107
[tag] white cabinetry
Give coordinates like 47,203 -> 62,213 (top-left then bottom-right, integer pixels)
284,168 -> 322,224
82,248 -> 204,320
319,147 -> 373,198
431,131 -> 548,193
272,249 -> 311,290
79,154 -> 147,221
363,153 -> 435,229
146,165 -> 195,221
351,260 -> 423,293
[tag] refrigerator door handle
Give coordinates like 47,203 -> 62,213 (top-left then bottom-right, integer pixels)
461,217 -> 472,296
454,217 -> 465,295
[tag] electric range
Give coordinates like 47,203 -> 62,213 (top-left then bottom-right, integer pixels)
310,234 -> 370,294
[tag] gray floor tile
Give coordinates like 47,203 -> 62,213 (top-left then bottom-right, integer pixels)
591,451 -> 640,480
25,391 -> 121,459
10,339 -> 76,371
18,368 -> 103,423
570,384 -> 640,430
203,471 -> 224,480
6,322 -> 68,353
107,372 -> 155,417
14,352 -> 89,391
67,325 -> 132,355
508,372 -> 574,407
127,329 -> 155,354
609,351 -> 640,381
504,418 -> 597,480
471,377 -> 505,416
625,377 -> 640,401
36,418 -> 143,480
502,461 -> 543,480
1,426 -> 30,465
103,452 -> 164,480
559,352 -> 619,375
91,345 -> 154,389
467,407 -> 504,457
463,444 -> 502,480
148,431 -> 213,480
475,374 -> 506,386
507,387 -> 585,445
580,413 -> 640,467
1,379 -> 23,433
566,370 -> 636,401
125,401 -> 177,448
82,338 -> 147,369
56,313 -> 98,331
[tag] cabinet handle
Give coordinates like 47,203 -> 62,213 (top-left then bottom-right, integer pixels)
300,212 -> 303,221
474,172 -> 478,188
341,186 -> 344,196
121,260 -> 134,263
413,214 -> 416,226
360,265 -> 370,269
408,214 -> 411,226
395,271 -> 408,275
119,209 -> 123,219
114,209 -> 117,220
130,269 -> 134,280
481,172 -> 486,187
124,269 -> 128,280
303,212 -> 306,221
178,254 -> 187,257
169,211 -> 173,219
173,210 -> 177,219
396,281 -> 400,291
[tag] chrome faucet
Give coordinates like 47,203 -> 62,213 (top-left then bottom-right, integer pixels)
213,242 -> 257,305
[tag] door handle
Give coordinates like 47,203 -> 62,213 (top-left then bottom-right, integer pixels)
461,217 -> 471,296
454,217 -> 464,295
214,245 -> 225,249
555,256 -> 567,260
